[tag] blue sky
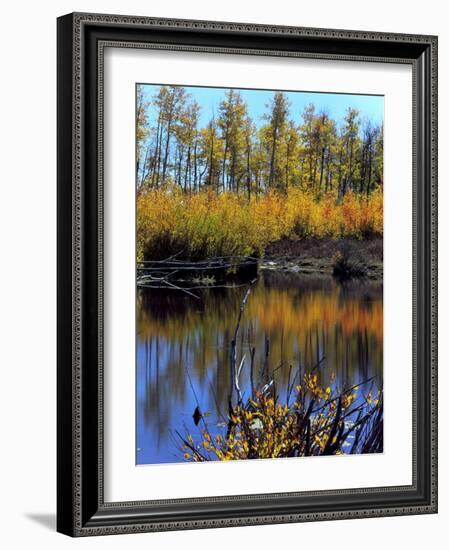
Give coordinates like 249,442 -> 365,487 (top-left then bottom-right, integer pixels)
139,83 -> 384,130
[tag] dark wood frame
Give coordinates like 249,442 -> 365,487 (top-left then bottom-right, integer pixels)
57,12 -> 438,537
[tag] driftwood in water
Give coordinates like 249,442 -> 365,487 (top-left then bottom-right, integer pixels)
137,255 -> 259,291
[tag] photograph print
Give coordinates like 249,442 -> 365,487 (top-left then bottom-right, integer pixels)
135,83 -> 384,466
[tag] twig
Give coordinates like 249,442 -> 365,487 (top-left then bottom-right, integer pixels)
311,376 -> 376,415
163,279 -> 200,299
175,430 -> 207,461
229,279 -> 257,404
235,354 -> 246,404
184,365 -> 213,442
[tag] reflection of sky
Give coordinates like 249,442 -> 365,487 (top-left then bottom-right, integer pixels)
136,334 -> 226,466
139,83 -> 384,131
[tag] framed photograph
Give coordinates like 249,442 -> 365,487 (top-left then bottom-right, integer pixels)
57,12 -> 438,536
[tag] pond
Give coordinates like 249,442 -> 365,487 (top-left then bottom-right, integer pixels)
136,271 -> 383,465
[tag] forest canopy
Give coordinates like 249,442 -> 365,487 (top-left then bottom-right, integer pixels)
136,85 -> 383,199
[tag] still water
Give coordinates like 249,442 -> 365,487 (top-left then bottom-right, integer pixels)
136,271 -> 383,465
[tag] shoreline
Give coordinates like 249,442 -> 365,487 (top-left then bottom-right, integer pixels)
137,236 -> 384,289
261,236 -> 383,280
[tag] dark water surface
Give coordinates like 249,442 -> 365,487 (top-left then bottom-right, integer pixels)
136,271 -> 383,465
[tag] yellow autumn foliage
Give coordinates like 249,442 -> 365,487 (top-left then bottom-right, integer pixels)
180,376 -> 383,461
137,187 -> 383,262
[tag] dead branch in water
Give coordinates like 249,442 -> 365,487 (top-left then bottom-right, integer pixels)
138,255 -> 259,266
229,278 -> 257,406
137,256 -> 258,296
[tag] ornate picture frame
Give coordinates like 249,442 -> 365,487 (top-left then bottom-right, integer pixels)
57,12 -> 437,536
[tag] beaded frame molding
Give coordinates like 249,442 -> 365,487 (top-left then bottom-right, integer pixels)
57,12 -> 438,537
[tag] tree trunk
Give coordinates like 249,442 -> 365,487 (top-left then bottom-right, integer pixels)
319,146 -> 325,193
269,127 -> 277,188
161,116 -> 173,183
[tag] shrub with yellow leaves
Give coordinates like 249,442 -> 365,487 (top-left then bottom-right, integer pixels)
137,187 -> 383,262
178,373 -> 383,461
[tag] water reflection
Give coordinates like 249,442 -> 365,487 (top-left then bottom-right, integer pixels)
136,271 -> 383,465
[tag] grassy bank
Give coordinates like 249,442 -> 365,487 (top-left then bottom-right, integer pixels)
137,187 -> 383,263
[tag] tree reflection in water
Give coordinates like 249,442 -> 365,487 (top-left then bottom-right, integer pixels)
136,271 -> 382,465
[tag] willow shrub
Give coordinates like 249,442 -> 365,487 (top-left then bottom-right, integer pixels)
137,186 -> 383,262
179,373 -> 383,460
